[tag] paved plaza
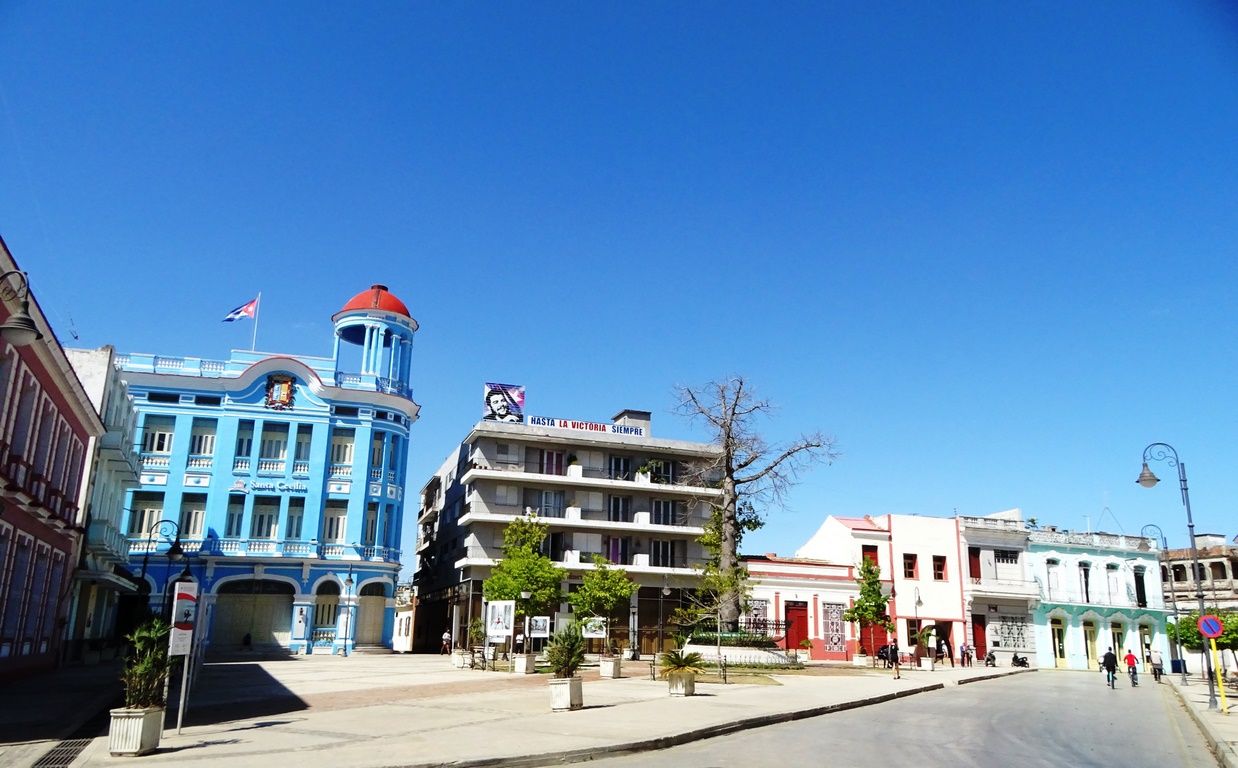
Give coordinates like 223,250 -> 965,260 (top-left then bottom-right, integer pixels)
0,655 -> 1232,768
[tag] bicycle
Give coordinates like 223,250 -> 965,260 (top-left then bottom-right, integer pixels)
1106,667 -> 1117,688
1128,666 -> 1139,687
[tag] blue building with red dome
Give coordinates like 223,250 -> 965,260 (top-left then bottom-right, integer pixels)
116,285 -> 418,655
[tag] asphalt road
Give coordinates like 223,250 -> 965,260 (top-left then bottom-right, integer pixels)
583,672 -> 1217,768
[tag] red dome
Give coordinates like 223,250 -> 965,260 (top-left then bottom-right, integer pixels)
340,284 -> 410,317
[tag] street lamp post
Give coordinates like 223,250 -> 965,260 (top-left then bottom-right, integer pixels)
343,567 -> 354,657
1138,443 -> 1217,711
657,580 -> 671,656
0,270 -> 45,348
1141,524 -> 1187,685
520,590 -> 532,656
138,520 -> 186,620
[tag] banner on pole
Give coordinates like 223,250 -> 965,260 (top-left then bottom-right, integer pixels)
169,582 -> 198,656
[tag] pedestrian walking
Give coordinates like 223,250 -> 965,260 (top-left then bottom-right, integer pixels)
1150,649 -> 1164,682
440,628 -> 452,654
891,639 -> 901,679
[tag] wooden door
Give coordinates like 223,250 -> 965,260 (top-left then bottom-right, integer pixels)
785,602 -> 808,651
971,614 -> 988,659
968,547 -> 982,581
356,595 -> 386,645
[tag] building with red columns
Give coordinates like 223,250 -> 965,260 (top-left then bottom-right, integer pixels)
0,236 -> 104,681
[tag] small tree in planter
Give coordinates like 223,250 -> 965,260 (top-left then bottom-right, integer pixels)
545,622 -> 586,711
109,618 -> 171,756
660,648 -> 705,696
842,557 -> 892,667
914,626 -> 938,670
569,555 -> 638,677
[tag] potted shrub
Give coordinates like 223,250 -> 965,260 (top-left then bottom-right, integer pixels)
660,648 -> 705,697
915,627 -> 936,671
545,623 -> 586,711
109,618 -> 171,756
798,638 -> 813,661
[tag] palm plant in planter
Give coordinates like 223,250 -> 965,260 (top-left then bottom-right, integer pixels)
660,649 -> 705,697
109,618 -> 171,756
545,622 -> 586,711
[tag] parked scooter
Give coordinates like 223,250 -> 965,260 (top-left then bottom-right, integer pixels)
984,651 -> 997,667
1011,653 -> 1030,668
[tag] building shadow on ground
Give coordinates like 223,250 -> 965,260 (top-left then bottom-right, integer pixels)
173,658 -> 308,728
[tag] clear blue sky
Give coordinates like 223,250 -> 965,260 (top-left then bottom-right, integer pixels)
2,2 -> 1236,562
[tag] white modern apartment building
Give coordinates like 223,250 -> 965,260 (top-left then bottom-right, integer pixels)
413,409 -> 721,654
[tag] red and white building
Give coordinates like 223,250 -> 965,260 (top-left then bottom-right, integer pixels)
743,554 -> 859,661
796,514 -> 968,662
0,237 -> 104,680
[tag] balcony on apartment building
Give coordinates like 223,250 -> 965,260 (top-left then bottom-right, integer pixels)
87,520 -> 130,563
460,459 -> 722,499
452,543 -> 707,574
0,437 -> 79,526
966,576 -> 1041,601
459,495 -> 707,535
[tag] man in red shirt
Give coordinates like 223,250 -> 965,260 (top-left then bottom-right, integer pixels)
1124,649 -> 1140,686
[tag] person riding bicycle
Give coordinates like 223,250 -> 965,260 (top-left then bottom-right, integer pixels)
1124,650 -> 1140,686
1101,647 -> 1118,686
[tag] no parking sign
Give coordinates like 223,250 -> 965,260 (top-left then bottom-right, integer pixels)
1198,614 -> 1223,639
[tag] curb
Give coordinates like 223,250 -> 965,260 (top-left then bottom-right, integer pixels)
1167,680 -> 1238,768
385,672 -> 1029,768
955,668 -> 1038,685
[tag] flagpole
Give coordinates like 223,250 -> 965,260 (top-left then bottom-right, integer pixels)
251,293 -> 261,352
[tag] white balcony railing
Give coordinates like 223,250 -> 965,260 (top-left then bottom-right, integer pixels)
257,459 -> 285,474
186,455 -> 213,470
293,461 -> 310,476
233,457 -> 251,472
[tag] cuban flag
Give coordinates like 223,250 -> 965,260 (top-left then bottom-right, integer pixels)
223,297 -> 258,322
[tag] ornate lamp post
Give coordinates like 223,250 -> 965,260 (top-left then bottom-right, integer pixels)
0,270 -> 44,347
1138,443 -> 1217,710
1141,523 -> 1187,685
342,566 -> 354,657
137,519 -> 186,620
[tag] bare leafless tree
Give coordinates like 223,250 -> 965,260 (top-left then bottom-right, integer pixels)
675,375 -> 839,626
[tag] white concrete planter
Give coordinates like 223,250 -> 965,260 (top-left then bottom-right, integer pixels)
598,657 -> 622,678
566,464 -> 583,477
514,653 -> 537,674
919,657 -> 934,671
635,472 -> 652,485
667,671 -> 696,697
852,655 -> 869,667
451,649 -> 470,668
549,676 -> 583,711
108,707 -> 164,756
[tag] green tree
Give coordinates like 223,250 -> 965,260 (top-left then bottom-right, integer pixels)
842,557 -> 892,656
676,376 -> 838,626
568,555 -> 639,647
671,501 -> 762,638
483,515 -> 567,616
1167,608 -> 1238,652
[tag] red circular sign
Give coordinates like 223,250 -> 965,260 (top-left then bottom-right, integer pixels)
1199,614 -> 1224,639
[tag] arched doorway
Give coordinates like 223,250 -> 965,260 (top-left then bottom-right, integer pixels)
356,582 -> 387,646
1082,620 -> 1098,668
1050,617 -> 1067,668
213,579 -> 294,648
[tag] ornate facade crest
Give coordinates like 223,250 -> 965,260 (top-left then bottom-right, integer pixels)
265,374 -> 296,410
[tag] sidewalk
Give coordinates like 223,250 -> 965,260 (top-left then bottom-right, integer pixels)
38,655 -> 1032,768
0,660 -> 123,768
1167,674 -> 1238,768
